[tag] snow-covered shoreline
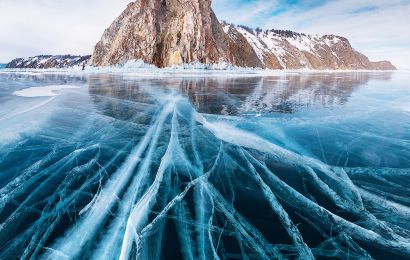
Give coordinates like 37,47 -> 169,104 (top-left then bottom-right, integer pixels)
0,59 -> 402,78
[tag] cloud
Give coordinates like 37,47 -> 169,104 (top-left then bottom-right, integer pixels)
212,0 -> 279,25
0,0 -> 133,62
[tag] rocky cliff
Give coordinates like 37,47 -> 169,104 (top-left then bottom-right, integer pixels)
92,0 -> 232,67
92,0 -> 396,70
6,55 -> 91,69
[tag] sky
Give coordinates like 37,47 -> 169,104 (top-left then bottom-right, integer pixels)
0,0 -> 409,68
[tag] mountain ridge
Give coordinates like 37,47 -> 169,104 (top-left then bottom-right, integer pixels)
222,22 -> 396,70
6,55 -> 90,69
91,0 -> 396,70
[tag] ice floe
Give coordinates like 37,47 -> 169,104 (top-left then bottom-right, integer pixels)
13,85 -> 80,97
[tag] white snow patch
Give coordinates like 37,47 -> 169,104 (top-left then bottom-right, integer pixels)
286,36 -> 316,53
236,28 -> 266,63
222,24 -> 230,34
13,85 -> 80,97
324,37 -> 341,47
121,59 -> 157,69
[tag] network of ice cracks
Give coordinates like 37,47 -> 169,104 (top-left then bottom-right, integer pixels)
0,81 -> 409,260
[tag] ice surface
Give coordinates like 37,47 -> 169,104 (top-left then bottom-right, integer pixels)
0,71 -> 409,259
13,85 -> 80,97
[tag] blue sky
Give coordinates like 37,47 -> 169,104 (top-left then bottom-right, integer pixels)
213,0 -> 327,26
0,0 -> 409,68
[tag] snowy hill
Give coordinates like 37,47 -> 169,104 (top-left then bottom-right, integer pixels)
6,55 -> 91,69
223,23 -> 396,70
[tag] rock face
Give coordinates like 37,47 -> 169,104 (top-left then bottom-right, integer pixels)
92,0 -> 396,70
6,55 -> 91,69
92,0 -> 232,67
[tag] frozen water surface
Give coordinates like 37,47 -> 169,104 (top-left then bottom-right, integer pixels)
0,70 -> 409,259
13,85 -> 80,97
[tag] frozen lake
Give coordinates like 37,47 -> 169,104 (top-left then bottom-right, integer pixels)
0,70 -> 409,259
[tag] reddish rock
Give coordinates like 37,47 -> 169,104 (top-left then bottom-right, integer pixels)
92,0 -> 232,67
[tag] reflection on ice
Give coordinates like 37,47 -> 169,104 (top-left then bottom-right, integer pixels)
89,72 -> 390,116
0,71 -> 409,259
